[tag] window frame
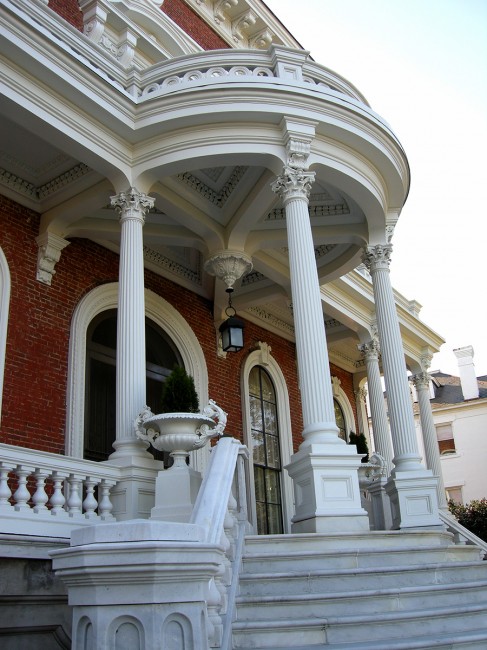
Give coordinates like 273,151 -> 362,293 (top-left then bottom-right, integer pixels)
241,346 -> 294,534
0,247 -> 10,427
66,283 -> 209,471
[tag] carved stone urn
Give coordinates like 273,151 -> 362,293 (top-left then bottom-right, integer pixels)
135,400 -> 227,466
134,401 -> 228,522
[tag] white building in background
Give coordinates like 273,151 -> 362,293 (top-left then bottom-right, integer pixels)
413,346 -> 487,504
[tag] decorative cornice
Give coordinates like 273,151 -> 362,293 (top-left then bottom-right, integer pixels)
247,306 -> 295,337
0,164 -> 91,202
144,246 -> 202,285
177,166 -> 247,207
241,270 -> 265,286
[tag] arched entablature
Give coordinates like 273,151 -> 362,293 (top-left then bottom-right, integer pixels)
66,283 -> 209,459
0,247 -> 11,426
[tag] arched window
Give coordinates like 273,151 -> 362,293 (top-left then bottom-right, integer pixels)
84,310 -> 182,461
249,365 -> 283,535
334,398 -> 347,441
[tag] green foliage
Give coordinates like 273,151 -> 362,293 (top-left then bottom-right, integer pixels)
349,431 -> 369,462
160,366 -> 199,414
448,498 -> 487,543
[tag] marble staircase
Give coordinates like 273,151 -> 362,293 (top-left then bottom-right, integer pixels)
232,530 -> 487,649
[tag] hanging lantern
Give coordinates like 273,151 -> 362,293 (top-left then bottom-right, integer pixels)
219,288 -> 244,352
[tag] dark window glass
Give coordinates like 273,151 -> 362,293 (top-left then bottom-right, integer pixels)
334,398 -> 347,441
84,310 -> 182,464
249,366 -> 283,535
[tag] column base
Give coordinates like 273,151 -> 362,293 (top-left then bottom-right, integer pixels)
103,455 -> 163,520
286,443 -> 370,534
385,469 -> 443,529
151,464 -> 202,523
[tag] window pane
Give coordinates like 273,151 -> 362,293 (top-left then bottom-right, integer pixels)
250,395 -> 263,431
266,434 -> 281,469
267,503 -> 283,535
251,430 -> 265,465
334,399 -> 346,440
263,401 -> 277,435
249,367 -> 260,397
254,466 -> 265,502
260,372 -> 274,401
265,469 -> 281,506
256,501 -> 268,535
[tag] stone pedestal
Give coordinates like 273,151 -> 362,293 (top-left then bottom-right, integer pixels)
367,477 -> 393,530
286,443 -> 370,533
51,520 -> 223,650
386,470 -> 442,529
151,464 -> 203,522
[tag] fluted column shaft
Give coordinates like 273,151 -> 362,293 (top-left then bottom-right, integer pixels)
411,372 -> 448,508
111,188 -> 154,456
359,339 -> 394,473
272,168 -> 339,444
363,245 -> 422,473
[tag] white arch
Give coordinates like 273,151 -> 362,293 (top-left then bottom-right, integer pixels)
0,247 -> 11,426
241,343 -> 294,533
331,376 -> 356,440
66,283 -> 209,459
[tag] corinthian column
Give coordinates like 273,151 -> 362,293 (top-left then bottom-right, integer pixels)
271,147 -> 368,533
272,167 -> 339,444
363,244 -> 441,528
110,188 -> 154,459
358,339 -> 393,473
411,371 -> 448,509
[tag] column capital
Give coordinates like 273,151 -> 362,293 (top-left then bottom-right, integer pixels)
271,167 -> 315,204
111,187 -> 155,223
355,386 -> 368,401
362,244 -> 393,273
411,371 -> 431,390
358,338 -> 380,361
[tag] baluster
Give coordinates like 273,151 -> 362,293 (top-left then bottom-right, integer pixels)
66,474 -> 83,516
82,477 -> 98,518
98,480 -> 115,520
0,463 -> 13,508
13,466 -> 32,510
49,471 -> 66,515
207,577 -> 223,648
32,469 -> 49,513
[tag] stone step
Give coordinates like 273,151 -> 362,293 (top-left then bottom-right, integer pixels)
238,560 -> 487,597
241,543 -> 482,574
232,602 -> 487,648
243,530 -> 460,555
236,579 -> 487,621
235,626 -> 487,650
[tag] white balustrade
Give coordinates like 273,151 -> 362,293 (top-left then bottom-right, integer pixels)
0,442 -> 120,538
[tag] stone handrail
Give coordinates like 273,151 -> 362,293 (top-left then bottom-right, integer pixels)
439,510 -> 487,559
0,442 -> 120,538
191,436 -> 251,647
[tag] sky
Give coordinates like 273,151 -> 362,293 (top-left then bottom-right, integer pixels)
265,0 -> 487,377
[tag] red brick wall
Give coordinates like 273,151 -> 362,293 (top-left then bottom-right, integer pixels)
48,0 -> 84,31
330,362 -> 359,432
161,0 -> 230,50
0,195 -> 358,456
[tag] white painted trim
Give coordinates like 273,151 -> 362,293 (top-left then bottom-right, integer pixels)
241,346 -> 294,534
0,248 -> 11,426
66,283 -> 209,468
